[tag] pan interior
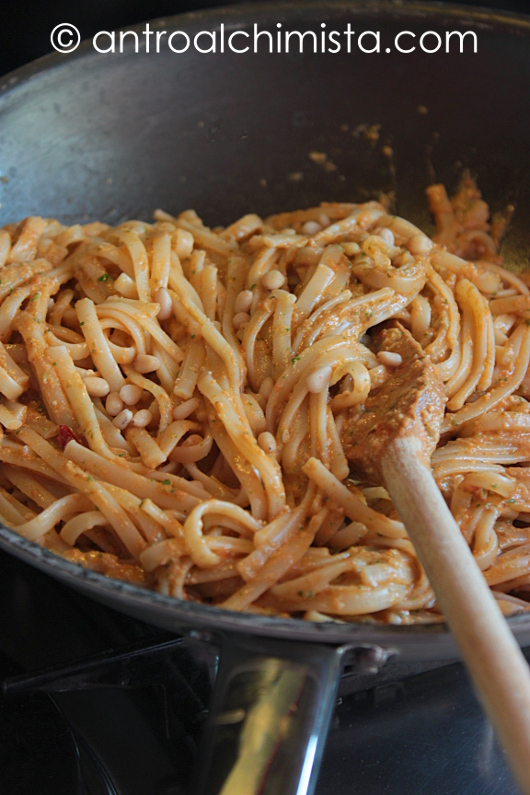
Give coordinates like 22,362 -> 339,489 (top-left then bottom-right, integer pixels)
1,1 -> 530,653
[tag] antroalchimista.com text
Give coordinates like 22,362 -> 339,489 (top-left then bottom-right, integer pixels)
89,22 -> 478,55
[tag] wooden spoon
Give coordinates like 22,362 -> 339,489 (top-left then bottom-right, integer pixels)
342,323 -> 530,794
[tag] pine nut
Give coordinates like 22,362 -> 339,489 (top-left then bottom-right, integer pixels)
132,409 -> 153,428
83,376 -> 110,398
233,312 -> 250,330
174,229 -> 194,259
258,431 -> 277,454
112,409 -> 133,430
234,290 -> 253,314
261,269 -> 285,291
377,351 -> 402,367
106,392 -> 124,416
341,242 -> 360,256
302,221 -> 322,236
134,354 -> 161,374
259,377 -> 274,400
119,384 -> 143,405
407,233 -> 433,256
376,227 -> 394,245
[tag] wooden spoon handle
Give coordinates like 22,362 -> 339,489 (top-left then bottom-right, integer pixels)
383,436 -> 530,795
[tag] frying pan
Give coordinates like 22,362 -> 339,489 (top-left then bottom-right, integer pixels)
1,2 -> 530,793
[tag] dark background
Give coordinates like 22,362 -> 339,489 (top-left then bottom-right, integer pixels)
0,0 -> 528,78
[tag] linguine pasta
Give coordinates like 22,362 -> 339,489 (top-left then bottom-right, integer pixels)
1,178 -> 530,625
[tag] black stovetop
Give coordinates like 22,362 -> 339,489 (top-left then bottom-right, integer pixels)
0,548 -> 521,795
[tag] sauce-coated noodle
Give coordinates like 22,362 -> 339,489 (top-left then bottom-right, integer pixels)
1,178 -> 529,624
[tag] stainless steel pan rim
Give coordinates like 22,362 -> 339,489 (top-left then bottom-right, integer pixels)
3,522 -> 530,658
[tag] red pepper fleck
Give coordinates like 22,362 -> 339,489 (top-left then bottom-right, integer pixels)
58,425 -> 86,450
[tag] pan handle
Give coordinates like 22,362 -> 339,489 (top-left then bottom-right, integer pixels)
193,634 -> 388,795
